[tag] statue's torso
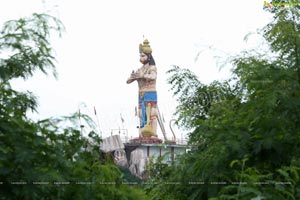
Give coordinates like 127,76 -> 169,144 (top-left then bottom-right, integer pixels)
137,64 -> 156,92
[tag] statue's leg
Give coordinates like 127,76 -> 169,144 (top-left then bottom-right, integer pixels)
150,107 -> 158,137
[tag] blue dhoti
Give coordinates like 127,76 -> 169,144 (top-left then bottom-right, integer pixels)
138,92 -> 157,128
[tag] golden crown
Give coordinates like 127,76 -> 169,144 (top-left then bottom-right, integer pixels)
139,39 -> 152,54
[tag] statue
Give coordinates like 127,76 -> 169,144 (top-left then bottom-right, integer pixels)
127,39 -> 158,137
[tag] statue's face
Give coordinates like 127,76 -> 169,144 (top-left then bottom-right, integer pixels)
139,53 -> 148,64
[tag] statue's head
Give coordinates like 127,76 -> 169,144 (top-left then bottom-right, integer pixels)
139,39 -> 155,65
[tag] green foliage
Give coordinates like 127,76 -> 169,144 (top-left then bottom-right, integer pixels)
146,1 -> 300,200
0,13 -> 64,81
0,13 -> 148,199
145,153 -> 184,200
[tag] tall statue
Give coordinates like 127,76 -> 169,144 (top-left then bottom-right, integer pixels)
127,39 -> 158,137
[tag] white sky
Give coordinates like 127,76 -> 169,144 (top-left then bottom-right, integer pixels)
0,0 -> 273,141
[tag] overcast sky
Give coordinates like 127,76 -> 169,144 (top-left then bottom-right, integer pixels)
1,0 -> 273,141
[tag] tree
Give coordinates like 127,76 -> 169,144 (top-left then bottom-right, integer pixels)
146,1 -> 300,199
0,13 -> 148,200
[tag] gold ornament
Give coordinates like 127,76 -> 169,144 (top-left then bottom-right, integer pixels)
139,39 -> 152,54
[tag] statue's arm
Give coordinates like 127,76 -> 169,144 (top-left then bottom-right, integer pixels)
143,65 -> 157,80
126,70 -> 138,84
126,78 -> 134,84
